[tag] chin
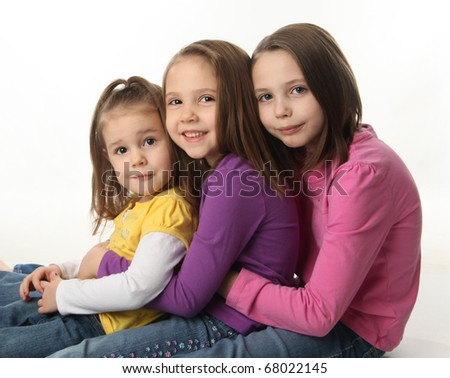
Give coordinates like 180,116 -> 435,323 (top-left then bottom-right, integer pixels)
282,138 -> 303,149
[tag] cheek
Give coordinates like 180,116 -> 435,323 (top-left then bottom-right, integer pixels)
109,156 -> 128,182
258,106 -> 272,129
165,122 -> 178,141
162,152 -> 173,171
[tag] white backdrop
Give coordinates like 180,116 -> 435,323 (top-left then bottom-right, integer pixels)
1,0 -> 448,276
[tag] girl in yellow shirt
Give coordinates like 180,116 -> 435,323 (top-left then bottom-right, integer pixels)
0,76 -> 197,357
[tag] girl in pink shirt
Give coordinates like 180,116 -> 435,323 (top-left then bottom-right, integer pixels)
181,23 -> 422,358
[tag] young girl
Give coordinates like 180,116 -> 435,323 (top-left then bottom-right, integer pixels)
0,76 -> 198,357
174,23 -> 422,357
48,40 -> 300,358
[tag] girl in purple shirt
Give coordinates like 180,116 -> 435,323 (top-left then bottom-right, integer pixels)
177,23 -> 422,357
48,40 -> 299,357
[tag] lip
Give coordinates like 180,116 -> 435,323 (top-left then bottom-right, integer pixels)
181,130 -> 208,142
277,124 -> 303,135
130,173 -> 153,180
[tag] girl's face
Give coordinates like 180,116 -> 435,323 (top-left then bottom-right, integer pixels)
102,104 -> 172,201
165,56 -> 220,166
252,50 -> 325,150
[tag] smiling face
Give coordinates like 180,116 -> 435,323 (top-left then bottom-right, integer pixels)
252,49 -> 325,150
164,55 -> 221,166
101,104 -> 172,201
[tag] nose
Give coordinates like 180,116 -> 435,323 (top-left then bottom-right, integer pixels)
274,97 -> 292,118
180,104 -> 199,123
130,149 -> 147,167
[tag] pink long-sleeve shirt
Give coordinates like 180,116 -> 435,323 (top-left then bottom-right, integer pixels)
226,125 -> 422,352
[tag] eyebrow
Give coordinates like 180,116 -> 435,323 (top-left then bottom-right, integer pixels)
165,88 -> 217,99
254,79 -> 308,94
106,128 -> 161,149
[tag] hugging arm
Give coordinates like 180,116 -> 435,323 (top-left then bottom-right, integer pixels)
55,232 -> 186,315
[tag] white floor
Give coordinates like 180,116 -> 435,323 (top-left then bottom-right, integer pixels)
386,253 -> 450,358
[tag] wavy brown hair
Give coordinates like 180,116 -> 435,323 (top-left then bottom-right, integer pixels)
253,23 -> 363,172
162,40 -> 294,206
89,76 -> 175,234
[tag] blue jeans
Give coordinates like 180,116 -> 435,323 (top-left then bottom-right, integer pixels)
0,271 -> 104,357
176,322 -> 385,358
12,263 -> 42,274
0,271 -> 39,306
50,315 -> 383,358
50,313 -> 237,357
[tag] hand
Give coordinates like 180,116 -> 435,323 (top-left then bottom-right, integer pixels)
37,271 -> 62,314
78,241 -> 109,280
20,265 -> 62,301
218,270 -> 239,299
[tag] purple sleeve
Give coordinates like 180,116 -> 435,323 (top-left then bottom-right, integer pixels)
146,169 -> 266,317
97,250 -> 131,278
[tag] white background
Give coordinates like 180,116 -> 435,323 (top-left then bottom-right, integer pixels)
0,1 -> 448,285
1,0 -> 449,359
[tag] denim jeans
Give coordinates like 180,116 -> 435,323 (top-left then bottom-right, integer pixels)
50,313 -> 237,357
51,318 -> 384,358
12,263 -> 42,274
0,272 -> 104,357
0,271 -> 38,306
176,322 -> 385,358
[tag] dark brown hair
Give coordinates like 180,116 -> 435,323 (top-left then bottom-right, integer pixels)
253,23 -> 362,171
90,76 -> 174,234
162,40 -> 293,204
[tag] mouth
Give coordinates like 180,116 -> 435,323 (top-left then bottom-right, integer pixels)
182,130 -> 208,141
277,124 -> 304,135
130,173 -> 154,180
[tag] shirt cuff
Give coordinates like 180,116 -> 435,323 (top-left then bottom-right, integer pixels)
226,268 -> 263,311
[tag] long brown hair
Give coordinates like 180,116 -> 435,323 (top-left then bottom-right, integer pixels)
162,40 -> 293,204
90,76 -> 173,234
253,23 -> 362,172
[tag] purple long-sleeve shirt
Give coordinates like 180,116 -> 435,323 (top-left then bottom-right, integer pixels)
98,154 -> 300,334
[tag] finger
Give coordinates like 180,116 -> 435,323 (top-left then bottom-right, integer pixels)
50,272 -> 60,282
33,276 -> 45,293
21,275 -> 31,293
20,278 -> 31,300
19,282 -> 26,301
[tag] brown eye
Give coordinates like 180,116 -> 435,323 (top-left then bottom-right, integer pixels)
145,138 -> 156,146
116,147 -> 127,155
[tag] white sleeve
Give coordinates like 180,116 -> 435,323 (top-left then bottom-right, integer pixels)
56,232 -> 186,316
55,260 -> 81,279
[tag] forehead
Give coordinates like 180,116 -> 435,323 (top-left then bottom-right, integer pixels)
252,50 -> 304,83
102,105 -> 162,136
166,55 -> 216,87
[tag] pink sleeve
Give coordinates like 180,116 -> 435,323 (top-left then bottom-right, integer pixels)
226,163 -> 395,336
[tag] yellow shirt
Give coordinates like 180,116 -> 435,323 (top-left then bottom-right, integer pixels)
98,188 -> 197,334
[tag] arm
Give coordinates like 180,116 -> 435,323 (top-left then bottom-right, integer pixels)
21,243 -> 105,302
226,164 -> 396,336
147,177 -> 265,317
55,232 -> 185,315
97,251 -> 131,277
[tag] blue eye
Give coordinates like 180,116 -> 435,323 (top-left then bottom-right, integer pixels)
258,93 -> 273,102
292,86 -> 306,94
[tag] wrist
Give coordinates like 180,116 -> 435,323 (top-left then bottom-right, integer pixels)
49,264 -> 62,276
